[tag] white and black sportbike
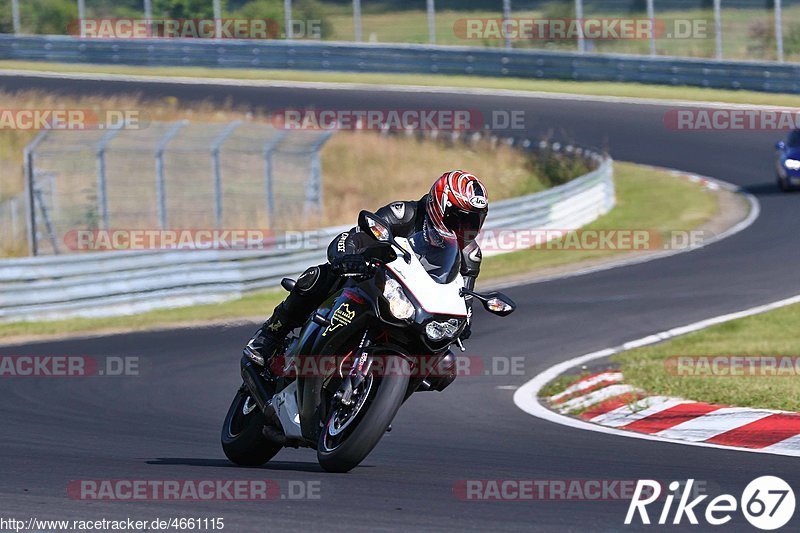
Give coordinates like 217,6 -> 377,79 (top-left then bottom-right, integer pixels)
221,211 -> 516,473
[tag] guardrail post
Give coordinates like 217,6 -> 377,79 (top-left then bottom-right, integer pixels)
23,130 -> 49,256
154,120 -> 188,230
210,120 -> 241,229
305,131 -> 334,215
263,131 -> 288,226
95,122 -> 125,229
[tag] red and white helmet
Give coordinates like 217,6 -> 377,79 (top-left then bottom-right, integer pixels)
426,170 -> 488,245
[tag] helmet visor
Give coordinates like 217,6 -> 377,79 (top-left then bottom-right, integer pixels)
442,207 -> 486,243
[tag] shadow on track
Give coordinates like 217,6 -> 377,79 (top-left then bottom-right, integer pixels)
743,181 -> 799,196
146,458 -> 328,472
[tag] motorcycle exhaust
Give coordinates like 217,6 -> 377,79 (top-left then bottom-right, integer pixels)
240,355 -> 273,414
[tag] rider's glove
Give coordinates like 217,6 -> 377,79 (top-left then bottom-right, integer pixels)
330,253 -> 375,278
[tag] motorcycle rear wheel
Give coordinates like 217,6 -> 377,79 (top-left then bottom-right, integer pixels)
221,386 -> 282,466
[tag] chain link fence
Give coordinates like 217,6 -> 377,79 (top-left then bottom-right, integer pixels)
3,0 -> 799,62
22,121 -> 333,256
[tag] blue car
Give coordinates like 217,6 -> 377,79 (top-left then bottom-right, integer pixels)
776,130 -> 800,191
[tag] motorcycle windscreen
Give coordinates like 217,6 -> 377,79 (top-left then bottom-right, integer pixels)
408,229 -> 460,284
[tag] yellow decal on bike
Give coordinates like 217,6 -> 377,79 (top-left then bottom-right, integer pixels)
322,303 -> 356,336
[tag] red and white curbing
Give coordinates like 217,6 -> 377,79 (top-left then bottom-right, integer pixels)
548,371 -> 800,456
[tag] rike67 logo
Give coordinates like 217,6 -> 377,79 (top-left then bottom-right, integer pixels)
625,477 -> 795,530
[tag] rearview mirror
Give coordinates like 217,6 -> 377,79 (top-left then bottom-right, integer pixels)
358,210 -> 392,242
358,210 -> 411,263
482,292 -> 516,316
776,141 -> 786,150
460,288 -> 516,317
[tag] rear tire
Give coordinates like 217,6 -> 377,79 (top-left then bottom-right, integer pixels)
778,174 -> 791,192
221,387 -> 282,466
317,356 -> 410,473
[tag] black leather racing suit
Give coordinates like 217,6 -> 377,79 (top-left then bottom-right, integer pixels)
268,196 -> 483,338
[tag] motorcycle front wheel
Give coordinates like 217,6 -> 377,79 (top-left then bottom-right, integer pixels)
317,355 -> 410,473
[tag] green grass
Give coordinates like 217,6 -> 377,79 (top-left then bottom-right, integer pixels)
480,161 -> 717,279
2,60 -> 800,108
0,160 -> 722,342
613,303 -> 800,412
0,289 -> 285,341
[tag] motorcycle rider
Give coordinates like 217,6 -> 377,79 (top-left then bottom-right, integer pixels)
243,170 -> 489,390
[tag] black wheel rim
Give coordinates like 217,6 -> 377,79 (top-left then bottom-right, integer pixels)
321,374 -> 375,452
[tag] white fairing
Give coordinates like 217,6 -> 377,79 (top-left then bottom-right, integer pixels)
271,381 -> 303,439
385,237 -> 467,317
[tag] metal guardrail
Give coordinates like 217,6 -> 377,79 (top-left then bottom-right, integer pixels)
0,35 -> 799,94
0,145 -> 614,323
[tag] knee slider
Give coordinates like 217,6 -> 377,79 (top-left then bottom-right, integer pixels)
294,266 -> 322,294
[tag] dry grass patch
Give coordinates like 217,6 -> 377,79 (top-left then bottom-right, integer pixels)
320,131 -> 543,226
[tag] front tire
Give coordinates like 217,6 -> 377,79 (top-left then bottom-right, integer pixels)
221,386 -> 282,466
317,355 -> 410,473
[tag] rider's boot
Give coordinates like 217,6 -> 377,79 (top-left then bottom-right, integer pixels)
243,302 -> 293,372
244,264 -> 337,375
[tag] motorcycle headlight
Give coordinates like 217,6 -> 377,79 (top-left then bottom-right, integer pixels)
383,274 -> 415,320
425,319 -> 462,341
785,159 -> 800,170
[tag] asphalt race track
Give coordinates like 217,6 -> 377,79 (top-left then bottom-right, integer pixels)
1,75 -> 799,531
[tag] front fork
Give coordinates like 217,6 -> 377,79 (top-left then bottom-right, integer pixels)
334,330 -> 372,407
